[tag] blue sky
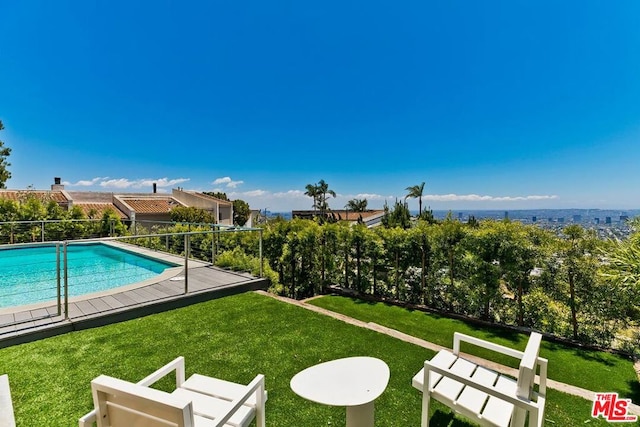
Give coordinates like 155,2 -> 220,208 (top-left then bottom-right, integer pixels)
2,1 -> 640,212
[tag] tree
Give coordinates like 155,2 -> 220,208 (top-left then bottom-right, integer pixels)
304,179 -> 336,219
419,206 -> 436,224
465,222 -> 503,320
203,191 -> 229,201
345,198 -> 368,212
316,179 -> 336,217
232,199 -> 250,226
598,218 -> 640,327
0,120 -> 11,188
381,199 -> 411,229
101,208 -> 127,236
304,183 -> 320,213
0,198 -> 19,222
407,222 -> 435,304
405,181 -> 425,216
436,213 -> 466,292
561,224 -> 602,342
170,206 -> 216,224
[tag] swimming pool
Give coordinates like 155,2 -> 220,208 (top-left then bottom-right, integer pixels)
0,243 -> 179,308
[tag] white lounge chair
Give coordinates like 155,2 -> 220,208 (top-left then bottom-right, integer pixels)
79,357 -> 266,427
0,374 -> 16,427
412,332 -> 547,427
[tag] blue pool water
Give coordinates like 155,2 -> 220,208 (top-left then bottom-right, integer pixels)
0,243 -> 178,308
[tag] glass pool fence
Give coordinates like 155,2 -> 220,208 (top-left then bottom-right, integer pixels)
0,220 -> 263,324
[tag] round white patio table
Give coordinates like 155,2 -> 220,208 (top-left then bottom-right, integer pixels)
290,356 -> 390,427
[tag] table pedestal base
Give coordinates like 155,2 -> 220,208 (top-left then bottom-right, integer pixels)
346,401 -> 374,427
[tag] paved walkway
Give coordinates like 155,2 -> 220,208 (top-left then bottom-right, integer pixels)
256,291 -> 640,416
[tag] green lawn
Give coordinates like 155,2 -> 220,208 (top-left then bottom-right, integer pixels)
308,295 -> 640,404
0,292 -> 620,426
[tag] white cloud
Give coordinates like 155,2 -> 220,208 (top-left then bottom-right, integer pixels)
212,176 -> 244,188
213,177 -> 231,185
272,190 -> 306,199
423,194 -> 558,202
65,177 -> 108,187
354,193 -> 388,200
239,189 -> 268,197
100,178 -> 134,189
64,177 -> 190,190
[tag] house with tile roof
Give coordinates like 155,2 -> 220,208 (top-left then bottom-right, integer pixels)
0,178 -> 234,226
113,195 -> 186,223
0,189 -> 71,210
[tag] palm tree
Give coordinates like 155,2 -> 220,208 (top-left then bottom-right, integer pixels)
315,179 -> 336,218
405,182 -> 426,216
304,183 -> 320,212
345,198 -> 368,212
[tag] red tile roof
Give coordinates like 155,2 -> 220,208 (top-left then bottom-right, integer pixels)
75,203 -> 127,219
0,190 -> 68,203
121,198 -> 182,214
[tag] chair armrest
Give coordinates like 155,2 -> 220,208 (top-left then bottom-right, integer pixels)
78,410 -> 96,427
137,356 -> 186,388
78,357 -> 186,426
424,360 -> 541,413
197,374 -> 265,427
536,356 -> 548,395
453,333 -> 525,360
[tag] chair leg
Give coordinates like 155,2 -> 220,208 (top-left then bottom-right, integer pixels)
421,393 -> 431,427
421,366 -> 431,427
255,381 -> 266,427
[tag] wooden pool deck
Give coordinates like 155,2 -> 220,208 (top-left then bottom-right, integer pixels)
0,245 -> 269,348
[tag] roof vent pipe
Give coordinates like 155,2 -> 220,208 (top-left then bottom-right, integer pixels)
153,183 -> 157,193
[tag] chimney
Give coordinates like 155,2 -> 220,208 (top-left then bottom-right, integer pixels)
153,183 -> 157,193
51,177 -> 64,191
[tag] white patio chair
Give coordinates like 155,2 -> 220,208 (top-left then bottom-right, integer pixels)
78,356 -> 266,427
0,374 -> 16,427
412,331 -> 547,427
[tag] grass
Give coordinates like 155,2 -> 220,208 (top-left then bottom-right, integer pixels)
0,292 -> 621,426
307,295 -> 640,403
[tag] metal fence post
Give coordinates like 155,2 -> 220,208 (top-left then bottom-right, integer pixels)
211,225 -> 216,265
41,221 -> 45,242
63,241 -> 69,319
56,242 -> 61,316
259,228 -> 263,277
184,234 -> 189,294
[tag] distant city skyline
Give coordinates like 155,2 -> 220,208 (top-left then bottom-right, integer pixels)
2,1 -> 640,212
